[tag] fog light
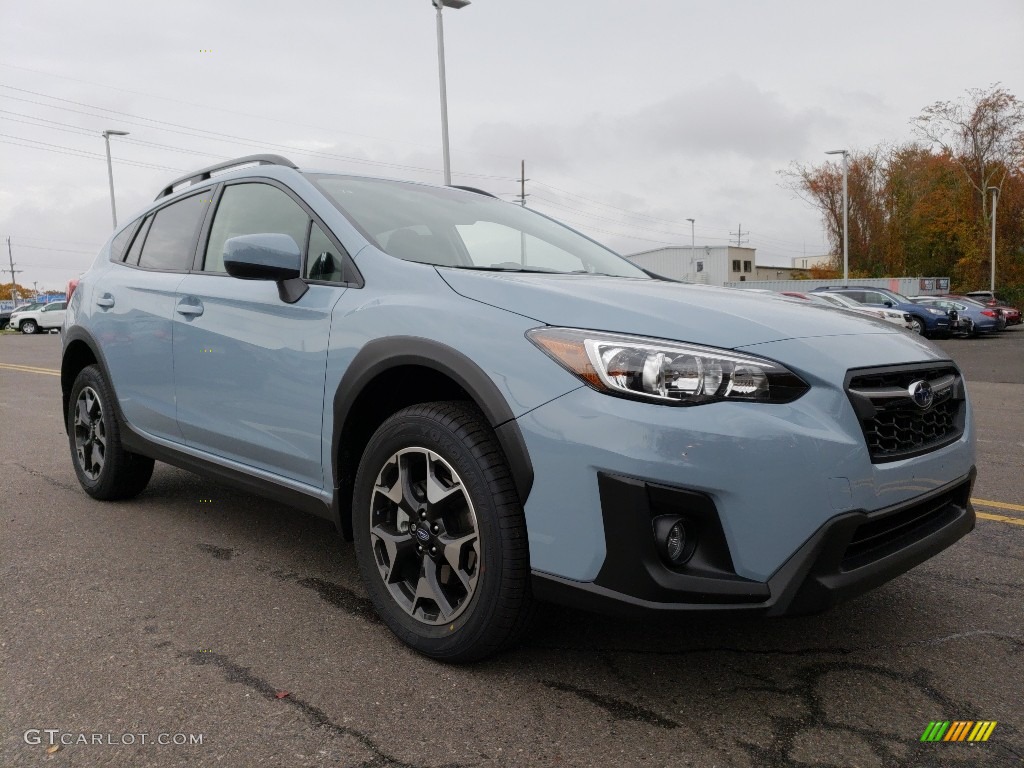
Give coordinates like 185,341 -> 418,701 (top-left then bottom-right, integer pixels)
652,515 -> 695,566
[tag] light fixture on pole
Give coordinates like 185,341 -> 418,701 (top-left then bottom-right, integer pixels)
988,186 -> 999,293
686,218 -> 695,274
102,130 -> 129,230
431,0 -> 470,186
825,149 -> 849,283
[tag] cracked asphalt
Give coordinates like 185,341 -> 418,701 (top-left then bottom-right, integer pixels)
2,329 -> 1022,767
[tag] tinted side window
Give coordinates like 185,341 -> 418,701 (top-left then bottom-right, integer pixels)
860,292 -> 886,306
305,222 -> 347,282
109,222 -> 137,262
138,194 -> 209,271
204,183 -> 309,273
124,215 -> 154,266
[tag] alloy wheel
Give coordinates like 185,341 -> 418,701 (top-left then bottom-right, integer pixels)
369,447 -> 481,626
73,386 -> 106,481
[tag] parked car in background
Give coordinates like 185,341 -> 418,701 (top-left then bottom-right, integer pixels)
61,154 -> 978,661
2,301 -> 41,330
811,286 -> 949,337
9,301 -> 67,334
910,297 -> 1001,336
794,291 -> 914,330
947,294 -> 1020,326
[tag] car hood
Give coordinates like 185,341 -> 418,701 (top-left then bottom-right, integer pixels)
437,269 -> 900,348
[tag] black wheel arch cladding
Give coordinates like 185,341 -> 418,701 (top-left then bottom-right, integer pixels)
331,336 -> 535,514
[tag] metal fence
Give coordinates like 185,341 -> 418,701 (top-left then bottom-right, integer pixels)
723,277 -> 951,296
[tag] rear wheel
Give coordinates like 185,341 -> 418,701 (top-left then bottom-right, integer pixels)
352,401 -> 533,662
21,319 -> 37,334
68,365 -> 154,500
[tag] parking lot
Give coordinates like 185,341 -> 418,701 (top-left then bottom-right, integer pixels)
2,329 -> 1022,767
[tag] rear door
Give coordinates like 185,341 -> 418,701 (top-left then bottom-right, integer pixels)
38,301 -> 67,329
172,180 -> 350,490
88,191 -> 211,441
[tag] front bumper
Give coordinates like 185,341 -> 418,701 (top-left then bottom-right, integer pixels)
532,469 -> 975,616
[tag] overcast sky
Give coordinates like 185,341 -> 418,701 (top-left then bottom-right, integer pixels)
1,0 -> 1022,291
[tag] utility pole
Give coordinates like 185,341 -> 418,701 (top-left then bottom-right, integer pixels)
730,223 -> 749,247
6,237 -> 23,302
516,160 -> 529,265
686,218 -> 695,274
514,160 -> 529,206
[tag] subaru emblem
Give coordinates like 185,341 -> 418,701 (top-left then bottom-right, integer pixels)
415,527 -> 430,542
908,380 -> 934,409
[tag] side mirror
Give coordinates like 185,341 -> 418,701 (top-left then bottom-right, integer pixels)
883,300 -> 894,307
223,234 -> 308,303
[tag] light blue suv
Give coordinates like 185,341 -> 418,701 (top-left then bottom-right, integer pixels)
62,155 -> 977,661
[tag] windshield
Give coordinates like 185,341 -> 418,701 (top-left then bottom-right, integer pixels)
309,175 -> 649,278
883,290 -> 912,303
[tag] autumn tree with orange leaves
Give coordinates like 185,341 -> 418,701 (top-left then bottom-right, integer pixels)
784,85 -> 1024,298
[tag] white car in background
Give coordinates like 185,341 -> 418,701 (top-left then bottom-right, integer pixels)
807,292 -> 914,329
9,301 -> 67,334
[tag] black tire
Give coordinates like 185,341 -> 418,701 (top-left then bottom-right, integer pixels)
352,401 -> 534,662
67,364 -> 154,500
907,316 -> 924,335
21,319 -> 37,334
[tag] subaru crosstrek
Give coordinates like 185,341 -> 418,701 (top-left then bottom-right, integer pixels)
62,155 -> 976,661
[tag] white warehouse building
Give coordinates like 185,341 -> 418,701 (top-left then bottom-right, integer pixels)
626,246 -> 798,286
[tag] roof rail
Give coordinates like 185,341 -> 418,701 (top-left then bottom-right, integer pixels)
155,154 -> 298,200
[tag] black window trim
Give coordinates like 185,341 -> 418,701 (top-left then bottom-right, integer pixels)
108,217 -> 145,263
193,176 -> 363,289
114,186 -> 217,274
123,214 -> 154,267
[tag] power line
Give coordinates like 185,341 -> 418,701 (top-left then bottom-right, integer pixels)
0,84 -> 516,182
0,135 -> 185,171
13,243 -> 98,255
0,60 -> 522,163
0,111 -> 231,160
530,192 -> 733,243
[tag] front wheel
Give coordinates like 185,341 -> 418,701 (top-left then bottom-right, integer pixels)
20,319 -> 37,334
68,365 -> 155,500
352,401 -> 533,662
908,316 -> 924,335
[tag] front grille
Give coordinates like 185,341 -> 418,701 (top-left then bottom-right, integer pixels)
841,478 -> 971,570
846,364 -> 966,463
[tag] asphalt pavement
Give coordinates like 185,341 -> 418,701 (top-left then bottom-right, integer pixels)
2,328 -> 1022,768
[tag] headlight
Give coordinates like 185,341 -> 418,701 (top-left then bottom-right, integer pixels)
527,327 -> 809,405
925,308 -> 946,316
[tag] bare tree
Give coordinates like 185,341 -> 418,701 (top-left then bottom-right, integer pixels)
913,84 -> 1024,225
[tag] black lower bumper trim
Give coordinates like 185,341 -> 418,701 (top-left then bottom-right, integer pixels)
533,469 -> 976,618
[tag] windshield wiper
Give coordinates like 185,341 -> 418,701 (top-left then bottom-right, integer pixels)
442,265 -> 562,274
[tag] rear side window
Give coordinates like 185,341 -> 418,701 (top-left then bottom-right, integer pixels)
109,222 -> 137,262
138,194 -> 209,271
123,216 -> 154,266
203,183 -> 309,273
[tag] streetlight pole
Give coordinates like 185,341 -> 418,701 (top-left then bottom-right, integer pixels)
989,186 -> 999,293
686,218 -> 695,275
102,130 -> 129,229
826,149 -> 849,283
432,0 -> 470,186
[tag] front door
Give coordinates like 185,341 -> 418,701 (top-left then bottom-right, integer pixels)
172,181 -> 346,490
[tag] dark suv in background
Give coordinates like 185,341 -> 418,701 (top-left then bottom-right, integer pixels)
812,286 -> 950,337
